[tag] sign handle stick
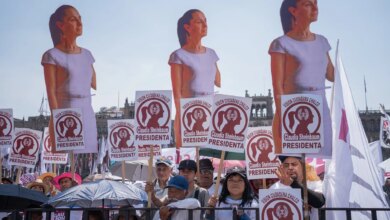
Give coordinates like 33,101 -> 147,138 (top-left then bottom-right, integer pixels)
147,146 -> 154,208
121,161 -> 126,183
0,152 -> 2,182
53,164 -> 57,174
302,153 -> 309,220
196,147 -> 200,181
213,150 -> 225,198
15,166 -> 22,185
262,178 -> 267,189
71,150 -> 75,180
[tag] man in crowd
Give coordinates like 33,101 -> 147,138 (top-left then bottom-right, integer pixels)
178,159 -> 209,207
271,155 -> 325,220
198,158 -> 221,197
145,158 -> 173,202
153,175 -> 200,220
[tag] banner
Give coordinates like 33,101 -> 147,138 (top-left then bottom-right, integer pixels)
259,189 -> 303,220
53,108 -> 85,151
280,94 -> 324,154
244,127 -> 279,179
134,90 -> 172,145
107,119 -> 138,161
42,127 -> 68,164
161,147 -> 196,162
0,108 -> 14,148
180,96 -> 213,147
207,94 -> 252,153
9,128 -> 42,168
380,117 -> 390,148
138,145 -> 162,160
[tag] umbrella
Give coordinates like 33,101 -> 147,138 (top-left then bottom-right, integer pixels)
47,179 -> 147,208
83,172 -> 124,182
0,184 -> 49,210
199,148 -> 245,160
109,160 -> 157,181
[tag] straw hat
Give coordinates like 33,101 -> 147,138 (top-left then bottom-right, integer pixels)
26,179 -> 50,195
39,172 -> 56,181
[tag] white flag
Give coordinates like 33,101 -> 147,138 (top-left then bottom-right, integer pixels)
324,43 -> 390,220
323,42 -> 354,220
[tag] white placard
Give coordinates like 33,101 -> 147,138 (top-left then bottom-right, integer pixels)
207,94 -> 252,153
138,145 -> 162,160
42,127 -> 68,164
9,128 -> 42,168
180,96 -> 213,147
281,94 -> 324,154
244,127 -> 279,179
380,117 -> 390,148
259,189 -> 303,220
0,109 -> 14,148
107,119 -> 138,161
53,108 -> 85,151
134,90 -> 172,145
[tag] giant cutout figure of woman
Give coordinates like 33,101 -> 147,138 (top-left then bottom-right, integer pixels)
169,9 -> 221,147
42,5 -> 98,153
269,0 -> 334,155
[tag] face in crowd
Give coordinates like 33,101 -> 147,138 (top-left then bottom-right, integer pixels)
226,174 -> 246,198
282,157 -> 304,182
199,169 -> 214,188
156,164 -> 172,181
59,177 -> 74,191
179,168 -> 196,184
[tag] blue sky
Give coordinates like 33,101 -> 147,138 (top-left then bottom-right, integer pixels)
0,0 -> 389,119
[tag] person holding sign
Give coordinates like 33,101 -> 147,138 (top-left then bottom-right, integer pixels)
269,0 -> 334,153
207,167 -> 258,220
42,5 -> 98,153
271,156 -> 325,220
169,9 -> 221,147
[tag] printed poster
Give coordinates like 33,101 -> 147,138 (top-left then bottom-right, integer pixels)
259,189 -> 303,220
53,108 -> 85,151
134,90 -> 172,145
0,109 -> 14,148
180,96 -> 213,147
42,127 -> 68,164
244,127 -> 279,179
107,119 -> 138,161
281,94 -> 324,154
9,128 -> 42,168
207,94 -> 252,153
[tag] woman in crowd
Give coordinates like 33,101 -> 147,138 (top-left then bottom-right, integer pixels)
207,167 -> 258,220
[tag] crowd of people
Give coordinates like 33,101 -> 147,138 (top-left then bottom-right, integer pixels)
0,156 -> 327,220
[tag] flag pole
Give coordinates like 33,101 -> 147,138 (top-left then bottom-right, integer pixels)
196,147 -> 200,181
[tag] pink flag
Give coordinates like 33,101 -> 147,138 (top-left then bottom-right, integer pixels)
323,42 -> 353,220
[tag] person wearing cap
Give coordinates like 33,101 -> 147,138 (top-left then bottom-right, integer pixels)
271,156 -> 325,220
207,166 -> 257,220
145,158 -> 174,206
153,175 -> 201,220
39,172 -> 57,196
198,158 -> 221,197
26,179 -> 50,195
178,159 -> 209,208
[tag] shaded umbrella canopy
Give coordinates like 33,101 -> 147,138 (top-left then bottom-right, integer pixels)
47,179 -> 147,208
199,148 -> 245,160
0,184 -> 48,211
83,172 -> 125,182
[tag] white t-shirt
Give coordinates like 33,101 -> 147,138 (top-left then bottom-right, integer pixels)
214,197 -> 258,220
153,198 -> 200,220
